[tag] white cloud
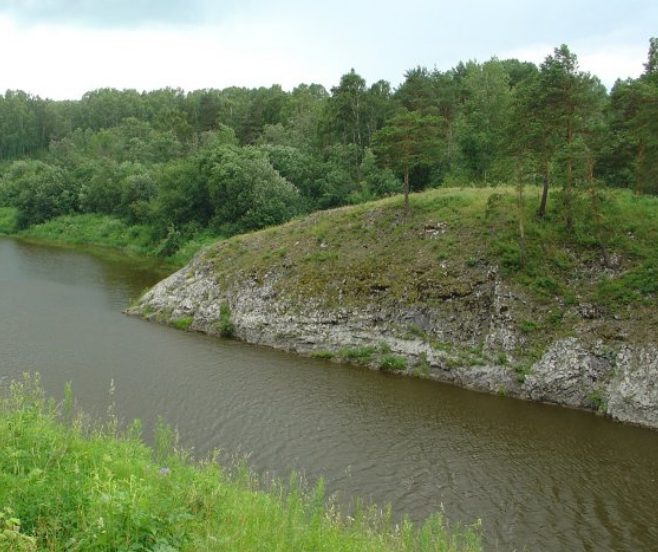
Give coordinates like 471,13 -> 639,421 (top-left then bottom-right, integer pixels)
0,1 -> 654,99
0,14 -> 326,99
578,46 -> 647,86
501,41 -> 648,89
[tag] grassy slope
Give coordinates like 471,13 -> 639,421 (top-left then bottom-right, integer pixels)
206,186 -> 657,350
0,376 -> 482,552
0,209 -> 211,267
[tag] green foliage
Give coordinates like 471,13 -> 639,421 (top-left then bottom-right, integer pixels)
380,355 -> 407,372
588,389 -> 606,411
0,508 -> 36,552
18,214 -> 155,255
0,160 -> 79,229
218,302 -> 235,337
310,350 -> 334,359
0,377 -> 483,552
407,323 -> 428,341
0,208 -> 17,234
413,353 -> 431,378
0,44 -> 655,271
340,346 -> 376,364
371,107 -> 444,203
512,364 -> 533,384
456,59 -> 513,183
170,316 -> 193,331
518,320 -> 539,333
206,145 -> 303,235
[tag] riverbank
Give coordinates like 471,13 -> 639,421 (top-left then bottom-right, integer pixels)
0,376 -> 482,552
0,207 -> 211,267
128,186 -> 658,429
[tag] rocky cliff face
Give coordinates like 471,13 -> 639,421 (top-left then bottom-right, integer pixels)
128,248 -> 658,431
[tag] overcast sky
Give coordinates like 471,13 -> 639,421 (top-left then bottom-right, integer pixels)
0,0 -> 655,100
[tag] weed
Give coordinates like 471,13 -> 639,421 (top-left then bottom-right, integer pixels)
310,350 -> 334,360
170,316 -> 193,331
380,354 -> 407,372
407,323 -> 427,341
0,208 -> 17,235
411,353 -> 429,377
379,341 -> 392,354
218,302 -> 235,337
0,508 -> 36,552
512,364 -> 532,384
0,377 -> 485,552
302,251 -> 339,263
339,347 -> 375,365
548,310 -> 564,327
518,320 -> 538,334
588,390 -> 606,411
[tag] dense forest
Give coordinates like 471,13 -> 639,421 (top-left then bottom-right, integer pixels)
1,40 -> 657,258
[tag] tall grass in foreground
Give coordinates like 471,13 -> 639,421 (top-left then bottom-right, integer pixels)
0,375 -> 482,552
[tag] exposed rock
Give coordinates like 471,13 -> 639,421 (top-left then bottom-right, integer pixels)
128,250 -> 658,431
524,338 -> 612,408
607,346 -> 658,428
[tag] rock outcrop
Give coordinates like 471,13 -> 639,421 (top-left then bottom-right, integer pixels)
128,248 -> 658,431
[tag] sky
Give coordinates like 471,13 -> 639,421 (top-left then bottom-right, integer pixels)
0,0 -> 656,100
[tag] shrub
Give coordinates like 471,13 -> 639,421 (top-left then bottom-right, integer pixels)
170,316 -> 193,331
518,320 -> 538,333
0,508 -> 36,552
339,347 -> 375,364
0,160 -> 79,228
310,350 -> 334,359
380,354 -> 406,371
218,302 -> 235,337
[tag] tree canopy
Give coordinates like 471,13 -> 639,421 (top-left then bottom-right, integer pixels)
1,39 -> 657,258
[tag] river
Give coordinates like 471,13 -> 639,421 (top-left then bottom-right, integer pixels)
1,236 -> 657,552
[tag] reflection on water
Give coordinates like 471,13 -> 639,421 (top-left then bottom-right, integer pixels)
1,237 -> 657,552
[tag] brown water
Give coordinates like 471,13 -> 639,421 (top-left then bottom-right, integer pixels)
1,237 -> 657,552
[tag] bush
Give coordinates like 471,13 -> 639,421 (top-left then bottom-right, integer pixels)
218,302 -> 235,337
206,146 -> 303,235
339,346 -> 375,364
0,160 -> 79,228
380,354 -> 406,371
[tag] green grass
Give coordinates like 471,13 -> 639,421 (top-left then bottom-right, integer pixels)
5,212 -> 217,267
170,316 -> 194,331
201,186 -> 657,354
310,350 -> 335,360
380,355 -> 407,372
340,346 -> 376,364
0,375 -> 482,552
18,214 -> 154,253
0,207 -> 17,234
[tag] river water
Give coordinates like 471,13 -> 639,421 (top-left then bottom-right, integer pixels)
1,237 -> 657,552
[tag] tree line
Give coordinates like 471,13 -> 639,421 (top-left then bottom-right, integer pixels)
1,40 -> 657,254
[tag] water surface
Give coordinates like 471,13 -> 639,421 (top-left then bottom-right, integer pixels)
1,237 -> 657,552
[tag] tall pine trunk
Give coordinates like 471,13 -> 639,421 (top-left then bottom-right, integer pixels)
403,163 -> 410,218
588,156 -> 610,268
635,138 -> 645,195
516,164 -> 527,270
564,118 -> 573,232
537,158 -> 550,218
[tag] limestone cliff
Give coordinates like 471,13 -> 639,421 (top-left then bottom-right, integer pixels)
127,189 -> 658,430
